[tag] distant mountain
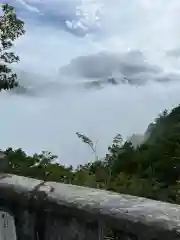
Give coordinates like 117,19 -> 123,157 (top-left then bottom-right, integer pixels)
127,108 -> 176,148
143,108 -> 180,145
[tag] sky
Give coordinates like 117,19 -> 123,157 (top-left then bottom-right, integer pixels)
1,0 -> 180,166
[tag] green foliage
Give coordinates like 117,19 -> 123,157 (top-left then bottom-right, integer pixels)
0,4 -> 25,90
76,132 -> 99,161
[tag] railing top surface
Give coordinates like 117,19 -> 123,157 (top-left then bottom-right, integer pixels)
0,174 -> 42,192
0,174 -> 180,233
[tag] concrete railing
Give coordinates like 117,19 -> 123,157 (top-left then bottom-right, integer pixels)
0,174 -> 180,239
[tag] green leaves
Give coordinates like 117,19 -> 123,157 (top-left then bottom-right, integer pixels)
0,4 -> 25,90
76,132 -> 99,161
0,4 -> 25,42
76,132 -> 94,148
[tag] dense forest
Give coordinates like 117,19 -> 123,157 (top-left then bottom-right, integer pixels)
1,4 -> 180,205
1,105 -> 180,205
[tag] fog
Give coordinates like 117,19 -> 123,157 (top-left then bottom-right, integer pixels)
1,0 -> 180,166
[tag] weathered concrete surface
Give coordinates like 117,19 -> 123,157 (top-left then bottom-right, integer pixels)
0,174 -> 43,240
45,215 -> 102,240
0,174 -> 43,206
42,181 -> 180,239
0,211 -> 17,240
0,174 -> 42,194
0,174 -> 180,239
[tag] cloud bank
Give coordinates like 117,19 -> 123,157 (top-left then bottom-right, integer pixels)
1,0 -> 180,166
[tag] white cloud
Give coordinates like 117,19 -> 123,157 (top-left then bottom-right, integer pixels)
1,0 -> 180,166
15,0 -> 40,12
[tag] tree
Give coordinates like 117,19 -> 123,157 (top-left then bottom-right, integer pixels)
76,132 -> 99,161
0,4 -> 25,90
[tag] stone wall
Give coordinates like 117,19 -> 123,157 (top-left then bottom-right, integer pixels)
0,174 -> 180,240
